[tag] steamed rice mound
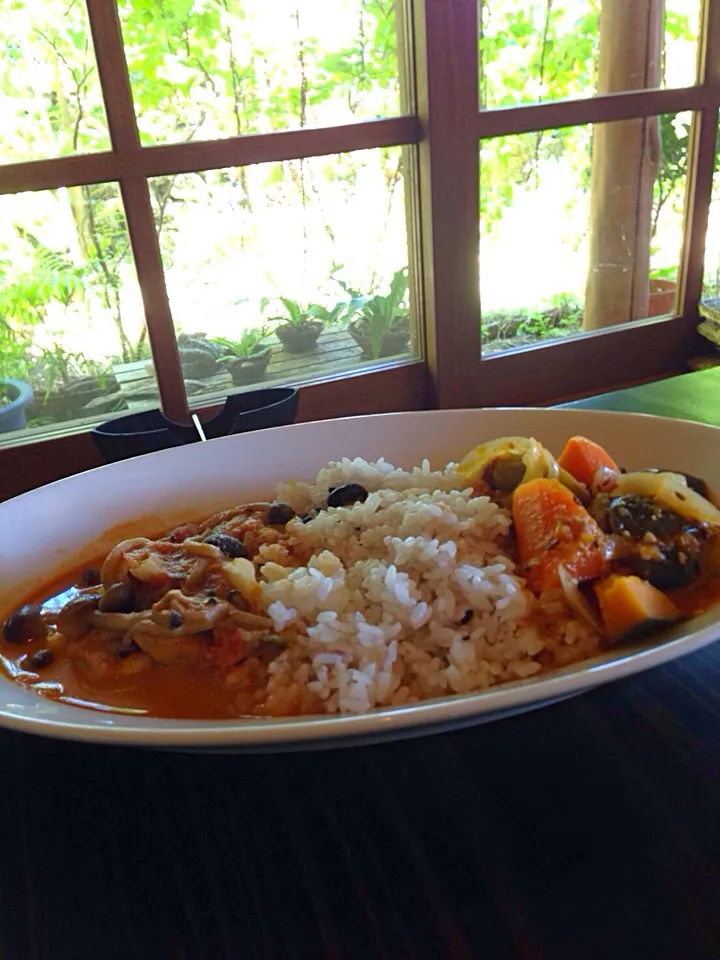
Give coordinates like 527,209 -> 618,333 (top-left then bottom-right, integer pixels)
261,457 -> 600,714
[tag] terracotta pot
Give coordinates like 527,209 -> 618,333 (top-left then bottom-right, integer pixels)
225,346 -> 272,386
648,279 -> 677,317
275,320 -> 323,354
348,318 -> 411,360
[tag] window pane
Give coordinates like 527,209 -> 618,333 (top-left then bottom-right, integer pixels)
0,185 -> 156,445
147,146 -> 414,401
479,0 -> 701,108
118,0 -> 402,147
479,113 -> 690,356
699,129 -> 720,357
0,0 -> 110,163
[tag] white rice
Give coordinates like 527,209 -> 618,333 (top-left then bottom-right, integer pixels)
263,457 -> 599,714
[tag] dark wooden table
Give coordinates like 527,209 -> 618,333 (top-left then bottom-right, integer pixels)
4,370 -> 720,960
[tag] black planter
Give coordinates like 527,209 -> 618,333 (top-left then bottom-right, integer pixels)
29,374 -> 121,421
92,387 -> 299,463
275,320 -> 323,354
348,318 -> 411,360
225,345 -> 272,386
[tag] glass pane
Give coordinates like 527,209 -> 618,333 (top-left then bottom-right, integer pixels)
118,0 -> 402,147
479,0 -> 701,108
147,146 -> 414,400
0,0 -> 111,163
0,185 -> 156,444
699,128 -> 720,359
479,113 -> 690,356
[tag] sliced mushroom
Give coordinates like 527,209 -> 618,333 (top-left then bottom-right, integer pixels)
3,604 -> 48,644
100,537 -> 152,588
57,594 -> 102,640
98,581 -> 135,613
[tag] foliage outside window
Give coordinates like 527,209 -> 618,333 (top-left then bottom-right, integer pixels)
0,0 -> 716,467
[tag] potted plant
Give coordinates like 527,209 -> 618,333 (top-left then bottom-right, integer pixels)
213,327 -> 273,386
347,268 -> 411,360
648,269 -> 678,317
0,324 -> 34,432
0,378 -> 33,433
266,298 -> 328,354
28,343 -> 121,422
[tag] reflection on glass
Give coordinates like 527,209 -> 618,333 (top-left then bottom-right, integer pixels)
0,185 -> 154,442
148,146 -> 413,399
479,113 -> 690,356
0,0 -> 110,163
118,0 -> 401,147
479,0 -> 700,108
698,134 -> 720,360
702,136 -> 720,303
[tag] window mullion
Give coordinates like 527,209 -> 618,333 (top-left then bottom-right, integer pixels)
680,0 -> 720,315
85,0 -> 189,424
413,0 -> 481,409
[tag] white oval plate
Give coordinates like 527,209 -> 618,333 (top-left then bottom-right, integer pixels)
1,407 -> 720,752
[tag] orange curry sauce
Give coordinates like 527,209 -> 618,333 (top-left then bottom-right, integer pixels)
0,567 -> 288,720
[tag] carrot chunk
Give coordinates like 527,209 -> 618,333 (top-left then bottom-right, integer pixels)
512,478 -> 607,593
594,574 -> 681,644
557,436 -> 619,487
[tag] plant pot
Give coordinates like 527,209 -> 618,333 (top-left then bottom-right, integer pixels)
275,320 -> 323,354
225,346 -> 272,386
348,317 -> 411,360
29,374 -> 121,421
92,387 -> 299,463
648,279 -> 677,317
0,378 -> 33,433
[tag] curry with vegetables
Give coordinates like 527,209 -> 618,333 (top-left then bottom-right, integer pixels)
2,434 -> 720,719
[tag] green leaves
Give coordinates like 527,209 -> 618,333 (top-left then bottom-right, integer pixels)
212,326 -> 270,359
354,267 -> 409,360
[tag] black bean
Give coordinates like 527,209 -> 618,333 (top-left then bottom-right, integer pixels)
3,605 -> 47,644
266,501 -> 296,525
168,610 -> 183,629
299,513 -> 315,524
98,581 -> 135,613
80,567 -> 102,587
29,649 -> 53,670
460,609 -> 473,625
204,533 -> 248,558
327,483 -> 369,508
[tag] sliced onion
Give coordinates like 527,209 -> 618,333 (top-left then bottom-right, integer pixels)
614,471 -> 720,526
457,436 -> 560,487
558,565 -> 603,632
100,537 -> 152,588
591,465 -> 621,495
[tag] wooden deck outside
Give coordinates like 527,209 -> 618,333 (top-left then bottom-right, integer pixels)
112,328 -> 402,411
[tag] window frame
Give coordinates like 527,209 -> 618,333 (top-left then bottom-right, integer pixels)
0,0 -> 717,499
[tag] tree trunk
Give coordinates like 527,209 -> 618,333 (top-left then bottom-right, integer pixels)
583,0 -> 663,330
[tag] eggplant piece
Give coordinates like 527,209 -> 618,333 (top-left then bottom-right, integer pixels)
608,494 -> 704,589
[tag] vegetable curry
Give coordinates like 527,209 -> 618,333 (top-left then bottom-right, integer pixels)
3,435 -> 720,719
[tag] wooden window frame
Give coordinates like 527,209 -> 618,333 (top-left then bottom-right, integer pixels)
0,0 -> 717,500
